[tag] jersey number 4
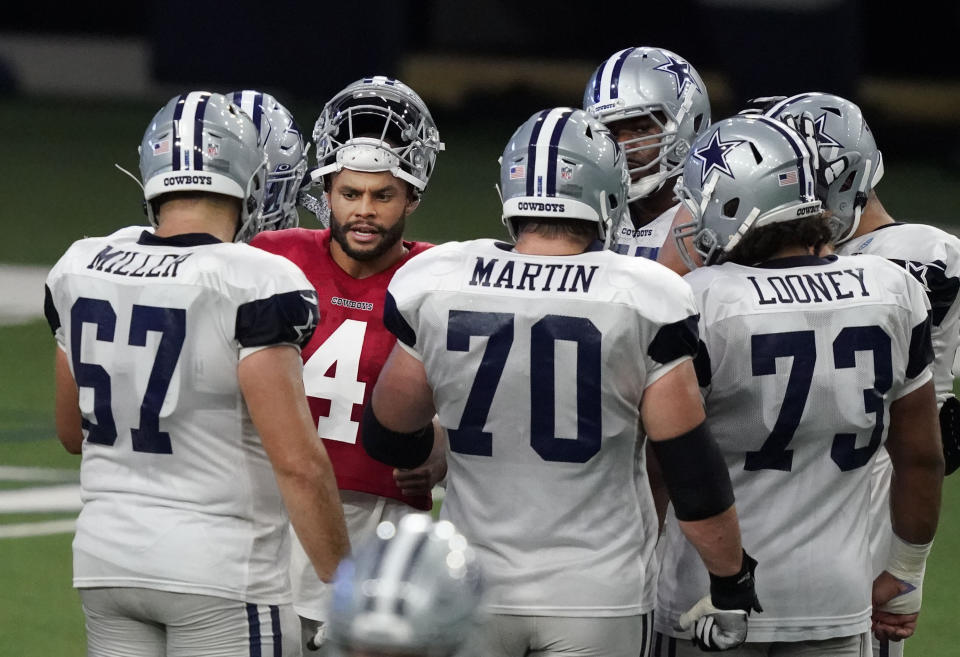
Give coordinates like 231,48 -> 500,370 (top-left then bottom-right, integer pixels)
302,319 -> 368,444
446,310 -> 602,464
748,326 -> 892,472
71,297 -> 185,454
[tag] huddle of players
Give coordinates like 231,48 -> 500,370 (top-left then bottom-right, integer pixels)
46,48 -> 953,657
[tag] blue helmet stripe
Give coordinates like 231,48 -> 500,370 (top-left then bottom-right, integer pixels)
526,110 -> 550,197
251,92 -> 263,134
545,110 -> 574,196
192,93 -> 211,171
608,47 -> 636,101
171,93 -> 187,171
756,115 -> 811,197
766,92 -> 815,118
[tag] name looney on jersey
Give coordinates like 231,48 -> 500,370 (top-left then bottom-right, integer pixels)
87,244 -> 191,278
748,267 -> 869,305
469,256 -> 598,293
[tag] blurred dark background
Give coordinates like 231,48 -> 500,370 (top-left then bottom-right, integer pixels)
0,0 -> 957,262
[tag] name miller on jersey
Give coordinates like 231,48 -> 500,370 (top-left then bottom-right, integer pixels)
748,267 -> 870,305
469,256 -> 598,293
87,244 -> 192,278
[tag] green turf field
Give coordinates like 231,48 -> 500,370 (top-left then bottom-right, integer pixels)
2,97 -> 959,655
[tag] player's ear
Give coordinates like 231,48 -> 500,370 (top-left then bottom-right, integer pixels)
404,198 -> 420,216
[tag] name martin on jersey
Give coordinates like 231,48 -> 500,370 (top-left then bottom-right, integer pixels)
86,244 -> 191,278
469,256 -> 598,293
747,267 -> 869,305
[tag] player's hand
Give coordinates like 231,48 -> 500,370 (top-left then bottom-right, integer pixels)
677,551 -> 762,651
873,570 -> 918,641
677,597 -> 749,651
872,608 -> 918,642
872,568 -> 921,640
393,421 -> 446,497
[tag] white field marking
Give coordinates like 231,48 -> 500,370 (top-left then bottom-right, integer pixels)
0,466 -> 79,482
0,264 -> 51,326
0,484 -> 81,513
0,518 -> 75,539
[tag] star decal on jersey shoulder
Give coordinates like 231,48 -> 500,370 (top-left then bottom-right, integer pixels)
653,54 -> 702,99
812,112 -> 843,149
692,130 -> 745,185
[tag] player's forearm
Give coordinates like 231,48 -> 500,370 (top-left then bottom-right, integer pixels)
239,346 -> 351,579
678,506 -> 744,577
54,348 -> 83,454
887,382 -> 944,543
889,460 -> 942,544
276,456 -> 350,581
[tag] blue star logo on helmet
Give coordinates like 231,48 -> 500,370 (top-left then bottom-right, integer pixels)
813,112 -> 844,149
692,130 -> 745,185
653,54 -> 702,100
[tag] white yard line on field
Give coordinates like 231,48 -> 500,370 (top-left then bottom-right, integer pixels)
0,264 -> 51,326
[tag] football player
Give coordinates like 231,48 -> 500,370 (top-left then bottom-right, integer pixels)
45,91 -> 349,656
362,108 -> 759,657
655,114 -> 944,656
230,89 -> 330,229
765,92 -> 960,656
250,76 -> 448,652
583,46 -> 711,262
323,514 -> 486,657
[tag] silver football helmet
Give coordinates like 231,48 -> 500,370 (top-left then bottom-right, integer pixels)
139,91 -> 266,242
765,92 -> 884,244
312,76 -> 444,193
500,107 -> 628,246
230,90 -> 309,230
325,514 -> 486,657
583,47 -> 711,202
673,115 -> 822,269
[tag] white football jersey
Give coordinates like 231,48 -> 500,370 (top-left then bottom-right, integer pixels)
655,253 -> 932,642
609,205 -> 678,260
838,222 -> 960,579
45,226 -> 319,604
839,222 -> 960,404
385,239 -> 700,617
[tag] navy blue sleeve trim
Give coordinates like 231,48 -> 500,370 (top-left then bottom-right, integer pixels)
383,291 -> 417,348
648,314 -> 700,365
44,285 -> 61,335
235,289 -> 318,349
693,339 -> 712,387
906,313 -> 934,379
892,258 -> 960,327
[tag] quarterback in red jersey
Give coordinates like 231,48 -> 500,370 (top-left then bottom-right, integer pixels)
251,76 -> 447,651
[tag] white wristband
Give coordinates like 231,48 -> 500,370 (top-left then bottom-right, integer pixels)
881,533 -> 933,614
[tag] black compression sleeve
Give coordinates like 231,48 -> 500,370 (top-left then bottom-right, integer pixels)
650,422 -> 734,521
361,404 -> 434,469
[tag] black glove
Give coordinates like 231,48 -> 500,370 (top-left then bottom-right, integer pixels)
940,395 -> 960,476
677,551 -> 762,652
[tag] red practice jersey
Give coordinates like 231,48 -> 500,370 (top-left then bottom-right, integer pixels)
252,228 -> 433,509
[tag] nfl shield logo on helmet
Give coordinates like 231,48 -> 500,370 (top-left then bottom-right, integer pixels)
560,165 -> 573,180
509,164 -> 525,180
152,139 -> 170,156
206,139 -> 221,158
